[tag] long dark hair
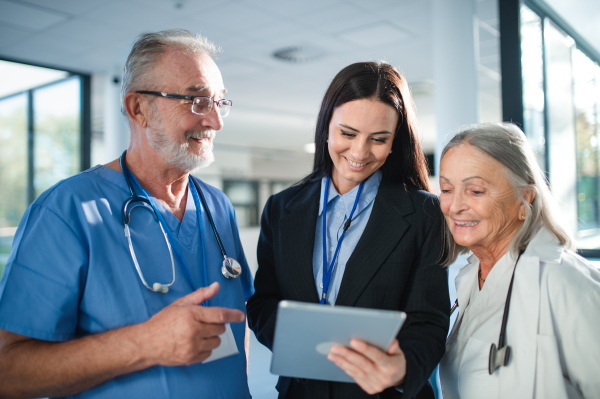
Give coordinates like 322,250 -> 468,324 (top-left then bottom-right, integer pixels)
300,61 -> 430,191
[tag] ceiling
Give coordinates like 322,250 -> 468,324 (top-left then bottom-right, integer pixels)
0,0 -> 597,156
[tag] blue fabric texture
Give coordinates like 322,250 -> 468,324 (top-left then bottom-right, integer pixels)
0,165 -> 254,398
312,170 -> 381,305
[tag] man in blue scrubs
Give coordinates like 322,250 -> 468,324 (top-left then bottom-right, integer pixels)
0,29 -> 254,398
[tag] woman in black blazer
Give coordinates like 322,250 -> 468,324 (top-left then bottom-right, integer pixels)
247,62 -> 449,399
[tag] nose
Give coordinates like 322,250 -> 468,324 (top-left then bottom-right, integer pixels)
199,104 -> 224,131
350,137 -> 370,161
448,190 -> 468,215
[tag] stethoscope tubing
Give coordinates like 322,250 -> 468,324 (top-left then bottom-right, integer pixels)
449,250 -> 524,374
190,178 -> 229,263
118,150 -> 240,295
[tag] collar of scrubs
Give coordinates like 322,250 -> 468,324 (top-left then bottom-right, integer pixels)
123,168 -> 211,304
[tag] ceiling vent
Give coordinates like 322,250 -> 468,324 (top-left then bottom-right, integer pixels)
272,45 -> 325,63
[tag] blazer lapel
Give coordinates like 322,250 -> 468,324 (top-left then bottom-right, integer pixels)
279,181 -> 321,303
336,180 -> 414,306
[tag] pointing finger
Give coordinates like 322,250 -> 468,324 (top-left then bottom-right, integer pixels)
192,306 -> 245,324
174,282 -> 220,306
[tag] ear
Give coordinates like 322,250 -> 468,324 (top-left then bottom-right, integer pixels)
521,187 -> 536,205
123,92 -> 150,128
519,187 -> 536,218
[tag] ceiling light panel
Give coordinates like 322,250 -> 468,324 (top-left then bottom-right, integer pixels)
337,22 -> 411,47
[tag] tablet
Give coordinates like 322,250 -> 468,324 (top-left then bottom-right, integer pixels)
270,300 -> 406,383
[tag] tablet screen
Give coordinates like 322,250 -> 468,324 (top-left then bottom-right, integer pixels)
270,300 -> 406,383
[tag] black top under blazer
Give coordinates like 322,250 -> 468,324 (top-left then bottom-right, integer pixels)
246,177 -> 450,399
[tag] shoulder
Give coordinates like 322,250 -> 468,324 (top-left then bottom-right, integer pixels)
190,176 -> 236,216
32,165 -> 118,210
268,179 -> 320,209
526,228 -> 600,290
407,186 -> 441,213
191,176 -> 229,202
273,179 -> 318,199
379,180 -> 441,219
544,250 -> 600,293
527,231 -> 600,306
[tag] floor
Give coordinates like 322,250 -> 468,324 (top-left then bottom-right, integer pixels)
248,332 -> 279,398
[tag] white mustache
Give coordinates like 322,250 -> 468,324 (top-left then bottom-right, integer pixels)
186,131 -> 215,140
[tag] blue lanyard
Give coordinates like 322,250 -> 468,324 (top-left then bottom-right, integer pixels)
320,176 -> 365,305
124,169 -> 210,305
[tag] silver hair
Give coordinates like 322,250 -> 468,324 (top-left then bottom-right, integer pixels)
440,122 -> 574,265
120,29 -> 220,117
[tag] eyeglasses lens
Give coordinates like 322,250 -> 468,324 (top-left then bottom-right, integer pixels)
192,98 -> 231,117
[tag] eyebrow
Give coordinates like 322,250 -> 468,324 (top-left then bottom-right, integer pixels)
338,123 -> 393,135
185,85 -> 228,96
462,176 -> 489,183
439,175 -> 490,183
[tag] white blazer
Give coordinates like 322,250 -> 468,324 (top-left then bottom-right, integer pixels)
440,227 -> 600,399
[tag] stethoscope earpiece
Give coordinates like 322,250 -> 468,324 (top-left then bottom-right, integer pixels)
153,282 -> 169,293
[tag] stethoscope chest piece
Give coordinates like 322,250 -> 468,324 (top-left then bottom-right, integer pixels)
222,257 -> 242,279
488,343 -> 511,374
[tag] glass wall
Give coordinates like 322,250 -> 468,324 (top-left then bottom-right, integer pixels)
0,61 -> 87,276
33,77 -> 81,196
520,3 -> 600,250
573,49 -> 600,235
520,6 -> 546,169
0,94 -> 27,271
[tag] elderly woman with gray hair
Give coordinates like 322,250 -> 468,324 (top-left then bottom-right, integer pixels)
437,122 -> 600,398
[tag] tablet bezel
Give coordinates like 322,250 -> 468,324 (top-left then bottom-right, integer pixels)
270,300 -> 407,383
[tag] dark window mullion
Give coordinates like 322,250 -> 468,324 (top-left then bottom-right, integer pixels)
80,75 -> 91,171
26,90 -> 34,205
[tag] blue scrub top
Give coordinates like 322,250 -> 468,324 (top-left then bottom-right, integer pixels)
0,165 -> 254,399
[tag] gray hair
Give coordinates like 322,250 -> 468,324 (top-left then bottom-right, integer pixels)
120,29 -> 220,117
441,122 -> 574,265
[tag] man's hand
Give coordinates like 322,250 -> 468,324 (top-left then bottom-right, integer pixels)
139,282 -> 245,366
0,282 -> 246,398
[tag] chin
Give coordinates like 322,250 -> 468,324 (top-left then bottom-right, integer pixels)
168,150 -> 215,173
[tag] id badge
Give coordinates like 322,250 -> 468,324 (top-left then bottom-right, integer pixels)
202,323 -> 239,363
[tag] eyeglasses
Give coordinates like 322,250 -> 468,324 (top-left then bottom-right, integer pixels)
136,91 -> 232,117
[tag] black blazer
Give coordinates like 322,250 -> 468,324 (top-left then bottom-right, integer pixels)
247,177 -> 450,399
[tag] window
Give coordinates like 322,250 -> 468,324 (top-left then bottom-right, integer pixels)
0,60 -> 90,276
573,50 -> 600,238
223,180 -> 260,228
519,4 -> 600,251
520,6 -> 546,169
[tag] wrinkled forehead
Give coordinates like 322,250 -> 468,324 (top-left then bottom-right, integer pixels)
151,49 -> 226,96
441,143 -> 510,181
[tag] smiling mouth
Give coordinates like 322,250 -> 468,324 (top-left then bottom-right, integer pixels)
346,158 -> 367,168
454,220 -> 479,227
187,131 -> 214,141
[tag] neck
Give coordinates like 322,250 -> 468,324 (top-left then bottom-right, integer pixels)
113,147 -> 190,222
331,181 -> 358,196
331,172 -> 371,195
471,238 -> 512,278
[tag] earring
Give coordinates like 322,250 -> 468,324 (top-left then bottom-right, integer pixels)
520,215 -> 526,221
389,150 -> 392,154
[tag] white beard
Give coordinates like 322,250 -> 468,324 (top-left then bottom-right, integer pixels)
156,130 -> 215,173
147,111 -> 215,173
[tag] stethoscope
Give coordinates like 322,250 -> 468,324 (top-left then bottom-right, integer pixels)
119,151 -> 241,294
319,175 -> 366,305
449,251 -> 523,375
